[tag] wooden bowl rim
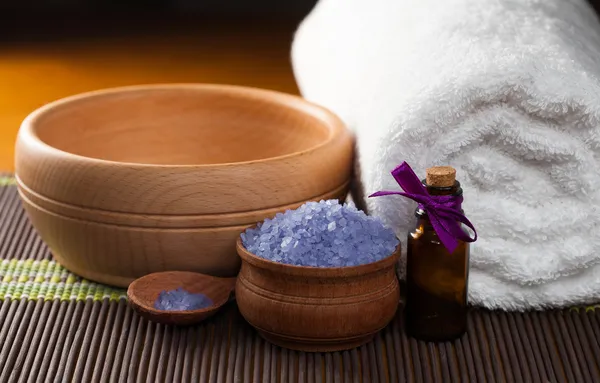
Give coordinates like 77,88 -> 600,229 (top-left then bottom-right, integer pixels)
126,271 -> 232,315
236,236 -> 401,277
19,83 -> 346,169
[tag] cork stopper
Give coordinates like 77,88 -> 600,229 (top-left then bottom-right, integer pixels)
425,166 -> 456,187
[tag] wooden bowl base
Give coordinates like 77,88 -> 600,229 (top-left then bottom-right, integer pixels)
256,328 -> 377,353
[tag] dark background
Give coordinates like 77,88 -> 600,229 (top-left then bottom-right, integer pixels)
1,0 -> 599,41
0,0 -> 319,41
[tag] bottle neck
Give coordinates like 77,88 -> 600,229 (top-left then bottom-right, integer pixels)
415,179 -> 464,219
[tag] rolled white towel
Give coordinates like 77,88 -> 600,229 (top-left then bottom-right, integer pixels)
292,0 -> 600,310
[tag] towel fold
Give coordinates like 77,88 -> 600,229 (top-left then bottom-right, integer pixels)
292,0 -> 600,310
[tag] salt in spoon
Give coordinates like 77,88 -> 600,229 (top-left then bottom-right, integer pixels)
127,271 -> 236,326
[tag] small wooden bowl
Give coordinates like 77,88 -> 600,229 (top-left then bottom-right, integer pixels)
127,271 -> 236,326
15,84 -> 353,287
235,238 -> 401,352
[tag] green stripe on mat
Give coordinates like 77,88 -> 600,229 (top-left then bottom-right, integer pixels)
0,176 -> 16,186
0,258 -> 126,301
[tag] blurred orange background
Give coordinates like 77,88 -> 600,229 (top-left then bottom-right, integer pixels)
0,8 -> 309,172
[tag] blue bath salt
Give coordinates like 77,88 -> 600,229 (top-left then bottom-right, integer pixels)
241,199 -> 399,267
154,288 -> 213,311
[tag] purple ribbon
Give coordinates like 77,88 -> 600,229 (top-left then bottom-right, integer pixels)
368,162 -> 477,254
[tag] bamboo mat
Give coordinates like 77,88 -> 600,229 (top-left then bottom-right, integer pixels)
1,177 -> 600,383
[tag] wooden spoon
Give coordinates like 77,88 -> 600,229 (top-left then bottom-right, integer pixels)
127,271 -> 236,326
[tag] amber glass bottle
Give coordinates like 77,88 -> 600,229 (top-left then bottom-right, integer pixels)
405,166 -> 469,341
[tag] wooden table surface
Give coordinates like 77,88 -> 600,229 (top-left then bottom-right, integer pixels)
0,17 -> 300,172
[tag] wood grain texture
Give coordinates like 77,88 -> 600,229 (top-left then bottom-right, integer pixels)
15,84 -> 354,287
127,271 -> 236,326
235,238 -> 401,352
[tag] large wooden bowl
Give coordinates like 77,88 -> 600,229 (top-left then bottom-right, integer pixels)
15,84 -> 353,287
235,238 -> 400,352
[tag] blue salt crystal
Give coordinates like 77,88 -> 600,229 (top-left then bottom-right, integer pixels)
241,199 -> 399,267
154,287 -> 213,311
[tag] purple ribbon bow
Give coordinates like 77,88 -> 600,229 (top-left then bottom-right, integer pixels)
369,162 -> 477,254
